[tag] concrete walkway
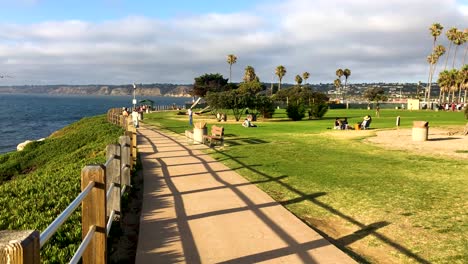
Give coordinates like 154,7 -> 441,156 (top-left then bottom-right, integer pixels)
135,125 -> 356,264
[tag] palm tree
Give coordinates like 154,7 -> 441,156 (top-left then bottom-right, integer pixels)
295,75 -> 303,86
461,64 -> 468,103
452,30 -> 465,69
438,70 -> 450,102
333,79 -> 341,99
226,54 -> 237,83
444,27 -> 458,70
427,45 -> 446,103
302,72 -> 310,86
335,69 -> 343,97
448,69 -> 459,102
343,68 -> 351,99
243,66 -> 256,83
463,29 -> 468,65
456,68 -> 465,102
275,65 -> 287,91
426,23 -> 444,102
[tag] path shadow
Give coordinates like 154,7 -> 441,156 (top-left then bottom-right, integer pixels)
137,133 -> 198,263
144,129 -> 322,263
140,126 -> 430,264
429,137 -> 460,141
210,150 -> 430,264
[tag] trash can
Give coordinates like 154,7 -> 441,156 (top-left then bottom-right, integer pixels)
193,122 -> 207,144
412,121 -> 429,141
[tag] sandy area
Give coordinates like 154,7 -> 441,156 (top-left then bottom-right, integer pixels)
325,126 -> 468,160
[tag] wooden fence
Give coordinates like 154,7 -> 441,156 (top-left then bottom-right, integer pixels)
0,110 -> 138,264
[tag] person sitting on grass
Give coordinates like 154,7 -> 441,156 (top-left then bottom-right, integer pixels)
334,118 -> 341,130
341,118 -> 349,130
361,115 -> 372,130
242,116 -> 257,127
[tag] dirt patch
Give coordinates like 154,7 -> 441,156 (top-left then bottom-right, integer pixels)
323,126 -> 468,160
364,127 -> 468,160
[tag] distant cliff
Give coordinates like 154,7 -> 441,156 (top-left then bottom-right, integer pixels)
0,84 -> 193,97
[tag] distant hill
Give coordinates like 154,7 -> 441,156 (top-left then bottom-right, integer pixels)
0,84 -> 193,97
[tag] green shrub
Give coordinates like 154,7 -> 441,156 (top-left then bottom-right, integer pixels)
309,103 -> 329,119
286,103 -> 306,121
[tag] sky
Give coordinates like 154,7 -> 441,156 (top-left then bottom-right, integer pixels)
0,0 -> 467,85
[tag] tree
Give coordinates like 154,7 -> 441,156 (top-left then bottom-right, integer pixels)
335,69 -> 344,97
437,70 -> 451,102
226,54 -> 237,83
461,64 -> 468,103
243,66 -> 257,83
295,75 -> 303,86
192,73 -> 228,97
452,30 -> 466,69
333,79 -> 341,99
363,87 -> 386,105
426,23 -> 444,102
275,65 -> 286,91
343,68 -> 351,99
463,29 -> 468,65
302,72 -> 310,86
252,95 -> 275,118
238,79 -> 265,95
444,27 -> 458,70
426,44 -> 446,102
275,86 -> 329,120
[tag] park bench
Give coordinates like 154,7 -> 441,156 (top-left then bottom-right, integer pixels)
203,125 -> 224,147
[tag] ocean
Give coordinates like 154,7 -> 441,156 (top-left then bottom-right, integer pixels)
0,94 -> 188,154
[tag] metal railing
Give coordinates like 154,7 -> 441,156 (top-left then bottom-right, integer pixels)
0,118 -> 138,264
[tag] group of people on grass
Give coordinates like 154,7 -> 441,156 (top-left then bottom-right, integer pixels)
334,115 -> 372,130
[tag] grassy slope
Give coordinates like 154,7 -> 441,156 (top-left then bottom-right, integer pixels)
0,115 -> 123,263
143,109 -> 467,263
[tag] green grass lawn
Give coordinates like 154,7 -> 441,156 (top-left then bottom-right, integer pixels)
143,109 -> 467,263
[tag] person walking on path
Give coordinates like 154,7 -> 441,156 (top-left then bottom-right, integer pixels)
188,108 -> 193,126
131,108 -> 139,128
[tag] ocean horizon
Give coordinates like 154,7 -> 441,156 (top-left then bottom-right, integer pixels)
0,93 -> 188,154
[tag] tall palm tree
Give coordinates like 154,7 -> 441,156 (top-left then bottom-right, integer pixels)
461,64 -> 468,103
226,54 -> 237,83
438,70 -> 450,102
275,65 -> 286,91
452,30 -> 465,69
426,23 -> 444,102
463,29 -> 468,65
243,66 -> 256,83
333,79 -> 341,99
302,72 -> 310,86
343,68 -> 351,99
427,44 -> 446,102
456,68 -> 465,102
335,69 -> 343,97
295,75 -> 303,86
444,27 -> 458,70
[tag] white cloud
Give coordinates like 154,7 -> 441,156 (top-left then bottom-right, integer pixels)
0,0 -> 467,85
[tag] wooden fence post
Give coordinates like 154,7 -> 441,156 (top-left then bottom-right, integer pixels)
106,144 -> 121,217
125,128 -> 137,168
0,230 -> 40,264
81,165 -> 106,264
119,136 -> 131,187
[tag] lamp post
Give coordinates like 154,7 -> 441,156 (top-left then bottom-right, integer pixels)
132,83 -> 137,110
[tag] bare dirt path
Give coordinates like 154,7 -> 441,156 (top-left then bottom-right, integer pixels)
365,127 -> 468,160
323,126 -> 468,160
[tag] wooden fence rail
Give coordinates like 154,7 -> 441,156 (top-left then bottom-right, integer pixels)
0,111 -> 138,264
